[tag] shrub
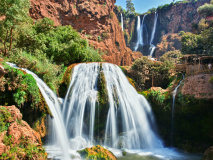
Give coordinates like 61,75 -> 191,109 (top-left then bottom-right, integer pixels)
17,18 -> 102,66
209,76 -> 213,84
197,3 -> 213,17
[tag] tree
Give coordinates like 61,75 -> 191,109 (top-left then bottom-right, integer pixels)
0,0 -> 30,55
197,2 -> 213,17
126,0 -> 135,14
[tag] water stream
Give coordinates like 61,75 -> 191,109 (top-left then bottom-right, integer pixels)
121,13 -> 124,31
149,12 -> 158,57
6,62 -> 201,160
171,75 -> 185,146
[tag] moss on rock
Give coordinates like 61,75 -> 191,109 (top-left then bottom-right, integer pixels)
78,145 -> 117,160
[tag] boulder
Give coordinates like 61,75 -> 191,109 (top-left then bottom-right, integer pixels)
78,145 -> 117,160
202,146 -> 213,160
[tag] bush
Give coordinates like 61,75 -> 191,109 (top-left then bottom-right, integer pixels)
130,57 -> 173,90
197,3 -> 213,17
209,76 -> 213,84
17,18 -> 102,66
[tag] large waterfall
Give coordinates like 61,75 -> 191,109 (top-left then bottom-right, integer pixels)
134,13 -> 158,57
149,12 -> 158,57
63,63 -> 163,150
7,62 -> 193,159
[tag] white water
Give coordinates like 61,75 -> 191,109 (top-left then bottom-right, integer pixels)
171,75 -> 185,145
62,63 -> 99,148
134,16 -> 141,51
60,63 -> 163,150
135,15 -> 147,51
150,12 -> 158,45
6,62 -> 71,160
121,13 -> 124,31
6,62 -> 194,160
102,63 -> 163,149
149,12 -> 158,57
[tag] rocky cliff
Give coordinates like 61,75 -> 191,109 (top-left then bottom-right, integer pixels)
0,105 -> 47,159
29,0 -> 142,66
116,0 -> 210,56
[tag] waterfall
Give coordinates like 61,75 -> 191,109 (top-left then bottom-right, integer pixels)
6,62 -> 71,160
134,16 -> 141,51
150,12 -> 158,45
135,15 -> 147,51
121,13 -> 124,31
149,12 -> 158,57
62,63 -> 99,148
62,63 -> 163,150
171,75 -> 185,146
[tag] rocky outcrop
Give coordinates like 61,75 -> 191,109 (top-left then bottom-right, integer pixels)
181,74 -> 213,99
78,145 -> 117,160
0,105 -> 46,159
155,33 -> 181,59
202,146 -> 213,160
29,0 -> 142,66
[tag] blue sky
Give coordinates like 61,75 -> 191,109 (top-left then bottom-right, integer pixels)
115,0 -> 183,14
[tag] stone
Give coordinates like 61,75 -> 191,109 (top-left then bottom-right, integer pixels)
202,146 -> 213,160
0,143 -> 6,155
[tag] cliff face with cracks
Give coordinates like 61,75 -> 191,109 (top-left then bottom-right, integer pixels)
29,0 -> 142,66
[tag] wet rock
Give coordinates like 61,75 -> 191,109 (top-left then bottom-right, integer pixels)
0,143 -> 6,155
78,145 -> 117,160
202,146 -> 213,160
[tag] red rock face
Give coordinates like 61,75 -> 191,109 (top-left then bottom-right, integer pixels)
0,105 -> 42,156
30,0 -> 141,66
181,74 -> 213,99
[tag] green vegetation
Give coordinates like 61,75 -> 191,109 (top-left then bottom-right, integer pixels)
181,1 -> 213,55
197,0 -> 213,17
78,145 -> 117,160
130,57 -> 173,90
0,106 -> 47,160
0,107 -> 11,132
126,0 -> 135,14
0,64 -> 40,108
0,0 -> 30,55
149,90 -> 166,105
209,76 -> 213,84
160,50 -> 183,64
17,18 -> 102,66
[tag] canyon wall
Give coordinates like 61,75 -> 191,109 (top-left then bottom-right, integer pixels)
115,0 -> 210,56
29,0 -> 142,66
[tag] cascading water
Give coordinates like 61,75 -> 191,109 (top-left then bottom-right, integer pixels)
6,62 -> 200,159
134,16 -> 141,51
103,63 -> 163,149
63,63 -> 163,150
149,12 -> 158,57
171,75 -> 185,146
62,63 -> 100,148
6,62 -> 71,160
134,15 -> 147,51
121,13 -> 124,31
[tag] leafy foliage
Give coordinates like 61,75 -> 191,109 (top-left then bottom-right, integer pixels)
0,63 -> 41,108
0,0 -> 30,54
197,2 -> 213,17
130,57 -> 173,90
126,0 -> 135,14
181,26 -> 213,55
160,50 -> 183,64
17,18 -> 102,66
